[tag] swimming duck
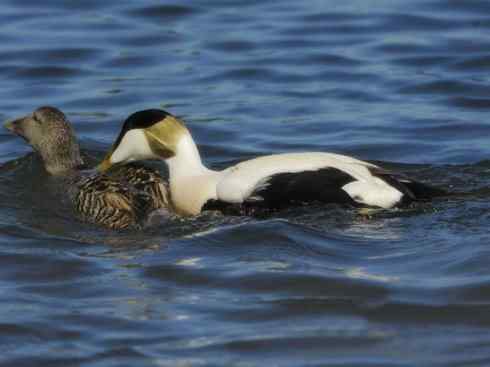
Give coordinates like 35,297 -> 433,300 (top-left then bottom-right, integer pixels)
4,106 -> 170,229
97,109 -> 446,216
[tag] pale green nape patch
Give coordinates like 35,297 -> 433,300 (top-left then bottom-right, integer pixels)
144,115 -> 189,159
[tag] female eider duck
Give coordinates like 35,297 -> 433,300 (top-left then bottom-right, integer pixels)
4,106 -> 170,229
97,109 -> 446,216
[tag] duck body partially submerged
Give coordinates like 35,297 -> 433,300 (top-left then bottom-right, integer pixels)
4,106 -> 170,230
98,109 -> 447,217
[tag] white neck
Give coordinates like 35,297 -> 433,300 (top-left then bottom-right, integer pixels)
166,133 -> 212,177
165,133 -> 221,215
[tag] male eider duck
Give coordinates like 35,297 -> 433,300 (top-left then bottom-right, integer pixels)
4,106 -> 170,229
97,109 -> 446,216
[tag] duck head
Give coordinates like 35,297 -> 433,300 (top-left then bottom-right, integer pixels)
98,109 -> 189,172
4,106 -> 83,175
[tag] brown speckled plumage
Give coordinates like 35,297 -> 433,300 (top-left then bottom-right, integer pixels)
74,164 -> 170,230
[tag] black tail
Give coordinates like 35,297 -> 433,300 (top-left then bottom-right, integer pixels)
374,172 -> 454,206
403,180 -> 449,201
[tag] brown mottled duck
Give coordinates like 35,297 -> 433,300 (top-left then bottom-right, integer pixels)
4,106 -> 171,229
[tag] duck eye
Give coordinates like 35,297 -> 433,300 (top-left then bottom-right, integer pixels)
32,114 -> 42,124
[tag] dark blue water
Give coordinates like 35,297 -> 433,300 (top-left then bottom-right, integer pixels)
2,1 -> 490,366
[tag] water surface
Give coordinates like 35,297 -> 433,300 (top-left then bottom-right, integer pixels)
1,1 -> 490,366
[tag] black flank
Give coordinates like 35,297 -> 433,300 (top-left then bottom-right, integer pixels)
247,167 -> 359,210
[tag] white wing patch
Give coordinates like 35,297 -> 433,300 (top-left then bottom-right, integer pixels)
245,176 -> 273,202
342,178 -> 403,209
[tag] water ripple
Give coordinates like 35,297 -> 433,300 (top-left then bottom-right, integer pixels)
127,4 -> 201,22
1,0 -> 490,366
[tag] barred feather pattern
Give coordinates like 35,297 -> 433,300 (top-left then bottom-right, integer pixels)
74,164 -> 170,230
